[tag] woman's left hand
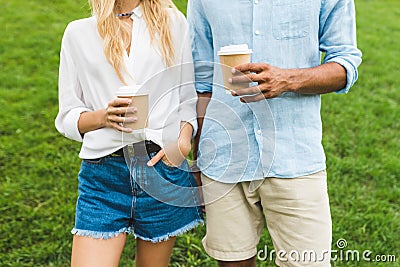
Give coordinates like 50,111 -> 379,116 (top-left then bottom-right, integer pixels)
147,137 -> 191,167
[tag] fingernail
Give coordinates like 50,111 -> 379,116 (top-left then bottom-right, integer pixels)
231,68 -> 236,74
228,78 -> 232,84
147,161 -> 153,166
126,118 -> 136,123
231,91 -> 238,96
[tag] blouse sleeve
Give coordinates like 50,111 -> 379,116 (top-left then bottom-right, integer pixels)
55,24 -> 91,142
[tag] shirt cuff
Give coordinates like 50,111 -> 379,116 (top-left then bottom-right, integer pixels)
61,107 -> 92,142
195,81 -> 213,93
328,58 -> 358,94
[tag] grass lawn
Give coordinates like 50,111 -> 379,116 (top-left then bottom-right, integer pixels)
0,0 -> 398,266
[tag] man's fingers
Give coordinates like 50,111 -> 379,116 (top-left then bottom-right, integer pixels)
147,149 -> 165,166
231,85 -> 263,96
239,92 -> 273,103
229,73 -> 256,84
234,63 -> 268,74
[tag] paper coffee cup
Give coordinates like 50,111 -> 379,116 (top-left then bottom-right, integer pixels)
116,85 -> 149,130
218,44 -> 253,92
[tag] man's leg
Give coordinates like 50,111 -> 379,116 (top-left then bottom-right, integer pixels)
201,174 -> 264,266
259,170 -> 332,267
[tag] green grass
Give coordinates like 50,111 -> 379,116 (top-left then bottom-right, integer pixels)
0,0 -> 398,266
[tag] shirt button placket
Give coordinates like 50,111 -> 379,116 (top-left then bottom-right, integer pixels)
253,0 -> 262,38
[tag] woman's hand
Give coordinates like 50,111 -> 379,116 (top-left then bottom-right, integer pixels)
147,122 -> 193,167
103,97 -> 138,133
78,97 -> 137,135
147,137 -> 191,167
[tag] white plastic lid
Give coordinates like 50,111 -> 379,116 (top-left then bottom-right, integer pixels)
116,85 -> 147,97
218,44 -> 253,56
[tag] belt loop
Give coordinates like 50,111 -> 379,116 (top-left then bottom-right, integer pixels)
124,144 -> 135,157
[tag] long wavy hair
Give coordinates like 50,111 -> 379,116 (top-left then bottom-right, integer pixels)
89,0 -> 178,83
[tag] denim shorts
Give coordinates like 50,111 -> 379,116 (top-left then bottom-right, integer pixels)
72,152 -> 203,243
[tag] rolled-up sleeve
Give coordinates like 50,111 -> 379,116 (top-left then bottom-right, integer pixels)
187,0 -> 214,93
319,0 -> 362,94
55,25 -> 91,142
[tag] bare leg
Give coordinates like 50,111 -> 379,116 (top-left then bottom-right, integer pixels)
218,256 -> 256,267
135,237 -> 176,267
71,234 -> 127,267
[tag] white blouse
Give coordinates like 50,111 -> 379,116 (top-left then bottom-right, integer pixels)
55,6 -> 198,159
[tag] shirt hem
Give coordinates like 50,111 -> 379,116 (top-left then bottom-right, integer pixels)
200,166 -> 327,183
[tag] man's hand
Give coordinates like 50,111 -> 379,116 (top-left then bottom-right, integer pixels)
193,92 -> 211,213
229,62 -> 348,102
193,171 -> 205,213
229,63 -> 296,102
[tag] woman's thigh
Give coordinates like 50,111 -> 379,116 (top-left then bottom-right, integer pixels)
71,234 -> 127,267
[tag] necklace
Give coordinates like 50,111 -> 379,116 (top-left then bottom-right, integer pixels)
115,11 -> 134,18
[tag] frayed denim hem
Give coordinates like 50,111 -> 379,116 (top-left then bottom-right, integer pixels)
135,219 -> 204,243
71,227 -> 131,240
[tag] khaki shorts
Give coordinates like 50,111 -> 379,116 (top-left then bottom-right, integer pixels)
201,170 -> 332,267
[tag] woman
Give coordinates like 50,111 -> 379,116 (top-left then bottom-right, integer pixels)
55,0 -> 203,266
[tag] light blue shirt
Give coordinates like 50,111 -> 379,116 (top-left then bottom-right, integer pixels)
187,0 -> 362,182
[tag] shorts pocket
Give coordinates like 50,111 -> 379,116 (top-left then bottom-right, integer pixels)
160,157 -> 176,167
158,158 -> 184,171
272,0 -> 310,40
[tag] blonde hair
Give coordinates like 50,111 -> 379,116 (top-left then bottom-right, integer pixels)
89,0 -> 178,83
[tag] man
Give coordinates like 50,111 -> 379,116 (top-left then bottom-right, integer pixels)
187,0 -> 362,267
